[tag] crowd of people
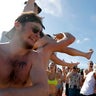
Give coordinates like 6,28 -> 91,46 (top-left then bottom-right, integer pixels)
47,60 -> 96,96
47,61 -> 96,96
0,0 -> 95,96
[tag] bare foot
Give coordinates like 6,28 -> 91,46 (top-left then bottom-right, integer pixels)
86,49 -> 94,59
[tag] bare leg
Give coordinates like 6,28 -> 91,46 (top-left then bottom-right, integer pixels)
60,47 -> 93,59
50,53 -> 79,67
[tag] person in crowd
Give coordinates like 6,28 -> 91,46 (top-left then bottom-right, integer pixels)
47,62 -> 58,96
62,66 -> 70,96
83,61 -> 94,78
79,69 -> 85,87
66,66 -> 82,96
48,62 -> 64,96
56,68 -> 64,96
80,64 -> 96,96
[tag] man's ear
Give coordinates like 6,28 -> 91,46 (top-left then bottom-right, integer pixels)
14,21 -> 21,30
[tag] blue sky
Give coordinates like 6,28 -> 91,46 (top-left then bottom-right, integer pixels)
0,0 -> 96,69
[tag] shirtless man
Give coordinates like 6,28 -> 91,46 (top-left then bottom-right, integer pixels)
0,12 -> 48,96
0,12 -> 76,96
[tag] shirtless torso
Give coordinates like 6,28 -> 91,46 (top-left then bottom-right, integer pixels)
0,44 -> 34,88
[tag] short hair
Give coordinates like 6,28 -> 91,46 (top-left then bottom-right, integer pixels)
88,61 -> 93,65
73,66 -> 77,69
15,12 -> 45,29
5,12 -> 45,39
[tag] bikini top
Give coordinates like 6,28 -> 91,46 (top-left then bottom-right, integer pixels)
48,79 -> 58,86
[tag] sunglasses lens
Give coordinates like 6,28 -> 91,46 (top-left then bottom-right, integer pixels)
32,27 -> 40,33
40,31 -> 44,38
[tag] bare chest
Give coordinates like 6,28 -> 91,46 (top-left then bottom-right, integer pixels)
0,56 -> 32,86
48,73 -> 56,80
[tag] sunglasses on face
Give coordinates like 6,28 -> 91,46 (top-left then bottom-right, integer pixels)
31,26 -> 42,34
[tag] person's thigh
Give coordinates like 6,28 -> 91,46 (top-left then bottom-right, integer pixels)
90,94 -> 96,96
69,88 -> 75,96
75,89 -> 80,96
66,83 -> 69,96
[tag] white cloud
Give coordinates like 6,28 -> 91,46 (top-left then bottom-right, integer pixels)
76,38 -> 90,44
76,39 -> 81,44
84,38 -> 90,41
36,0 -> 63,16
36,0 -> 77,20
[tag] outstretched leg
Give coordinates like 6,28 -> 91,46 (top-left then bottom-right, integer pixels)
60,47 -> 94,60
